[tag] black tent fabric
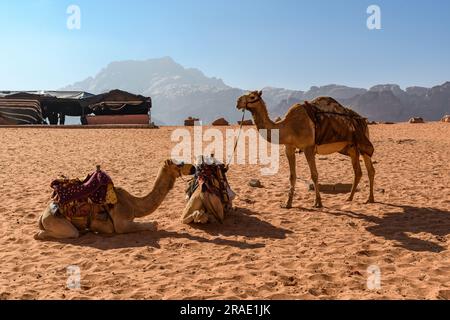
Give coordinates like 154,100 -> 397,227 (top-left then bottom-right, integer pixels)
0,91 -> 94,100
82,90 -> 151,115
0,90 -> 151,123
0,99 -> 44,125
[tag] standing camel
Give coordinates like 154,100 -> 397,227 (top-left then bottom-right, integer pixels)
236,91 -> 375,208
35,160 -> 195,240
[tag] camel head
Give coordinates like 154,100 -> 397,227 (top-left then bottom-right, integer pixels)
163,159 -> 196,178
236,90 -> 264,112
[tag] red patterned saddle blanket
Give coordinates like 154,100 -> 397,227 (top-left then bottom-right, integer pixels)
51,167 -> 113,205
50,167 -> 117,230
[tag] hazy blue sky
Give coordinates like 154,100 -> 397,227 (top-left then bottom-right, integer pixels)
0,0 -> 449,91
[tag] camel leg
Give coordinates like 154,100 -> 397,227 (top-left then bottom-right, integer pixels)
113,220 -> 158,234
347,147 -> 362,201
304,146 -> 322,208
108,205 -> 158,234
282,145 -> 297,209
34,207 -> 79,240
181,188 -> 208,224
363,154 -> 376,203
90,218 -> 115,234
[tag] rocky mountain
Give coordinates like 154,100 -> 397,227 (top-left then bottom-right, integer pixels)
63,58 -> 450,124
343,82 -> 450,122
269,85 -> 367,117
63,57 -> 246,125
66,57 -> 229,94
343,90 -> 405,122
274,82 -> 450,122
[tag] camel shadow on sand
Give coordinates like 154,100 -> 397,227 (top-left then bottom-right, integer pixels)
51,207 -> 292,251
327,203 -> 450,253
190,207 -> 293,239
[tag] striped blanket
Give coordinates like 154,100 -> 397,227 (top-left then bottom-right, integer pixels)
0,99 -> 44,125
303,97 -> 374,157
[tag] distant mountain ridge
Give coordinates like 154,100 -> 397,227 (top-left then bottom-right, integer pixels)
63,57 -> 450,124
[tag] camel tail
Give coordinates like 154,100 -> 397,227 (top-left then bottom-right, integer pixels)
365,124 -> 371,140
355,118 -> 374,157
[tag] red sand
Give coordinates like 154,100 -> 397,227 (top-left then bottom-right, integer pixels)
0,123 -> 449,299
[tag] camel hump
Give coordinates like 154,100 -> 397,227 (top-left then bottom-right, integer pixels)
305,97 -> 373,157
309,97 -> 349,114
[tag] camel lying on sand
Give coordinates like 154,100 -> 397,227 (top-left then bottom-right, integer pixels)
35,160 -> 195,240
181,187 -> 228,224
181,158 -> 235,224
237,91 -> 376,208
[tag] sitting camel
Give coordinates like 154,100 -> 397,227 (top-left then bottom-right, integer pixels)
181,157 -> 235,224
236,91 -> 376,208
35,160 -> 195,240
181,188 -> 228,224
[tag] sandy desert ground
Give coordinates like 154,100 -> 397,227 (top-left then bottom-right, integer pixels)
0,123 -> 450,300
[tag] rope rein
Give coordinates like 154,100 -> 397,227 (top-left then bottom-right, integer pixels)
226,110 -> 246,168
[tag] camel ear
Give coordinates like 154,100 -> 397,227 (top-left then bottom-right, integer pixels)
258,90 -> 263,97
164,159 -> 172,166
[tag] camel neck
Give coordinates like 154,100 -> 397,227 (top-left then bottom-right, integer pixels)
250,101 -> 277,130
135,168 -> 176,217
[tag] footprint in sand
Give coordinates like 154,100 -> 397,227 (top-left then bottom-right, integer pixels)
437,290 -> 450,300
0,292 -> 11,300
356,249 -> 382,257
308,273 -> 335,282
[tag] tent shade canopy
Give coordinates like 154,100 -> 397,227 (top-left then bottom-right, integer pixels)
0,89 -> 151,120
81,90 -> 151,115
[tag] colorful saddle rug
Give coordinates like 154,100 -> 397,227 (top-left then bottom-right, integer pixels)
50,167 -> 117,230
186,161 -> 232,205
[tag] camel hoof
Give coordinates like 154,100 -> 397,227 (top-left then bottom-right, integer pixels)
365,198 -> 375,204
34,231 -> 49,241
346,197 -> 353,202
34,232 -> 43,240
313,203 -> 323,209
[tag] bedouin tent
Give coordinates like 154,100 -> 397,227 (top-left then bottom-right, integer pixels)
81,90 -> 151,115
0,99 -> 44,125
0,89 -> 151,124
